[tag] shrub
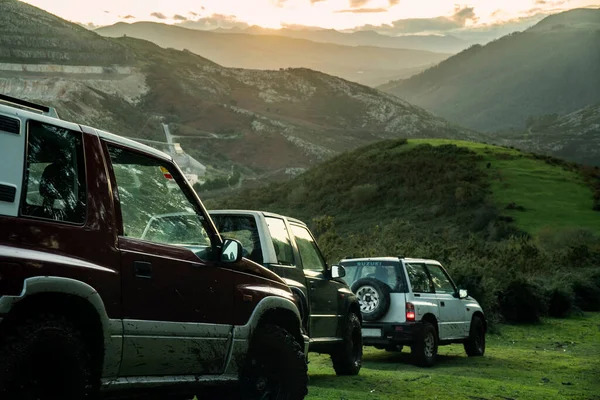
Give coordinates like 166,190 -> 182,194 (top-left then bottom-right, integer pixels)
546,283 -> 574,318
498,277 -> 548,323
572,270 -> 600,311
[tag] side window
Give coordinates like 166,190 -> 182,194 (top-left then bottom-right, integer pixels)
290,224 -> 326,272
405,263 -> 434,294
20,120 -> 86,223
426,264 -> 456,294
107,145 -> 212,253
265,217 -> 294,265
212,215 -> 263,264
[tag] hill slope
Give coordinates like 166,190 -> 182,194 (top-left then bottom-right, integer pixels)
0,0 -> 485,184
95,22 -> 450,87
378,8 -> 600,133
209,138 -> 600,321
498,103 -> 600,166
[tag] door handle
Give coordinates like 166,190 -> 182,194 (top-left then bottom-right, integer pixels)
134,261 -> 152,279
440,301 -> 445,307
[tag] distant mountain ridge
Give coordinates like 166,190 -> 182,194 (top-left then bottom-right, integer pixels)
95,22 -> 451,87
208,25 -> 470,53
0,0 -> 486,185
378,8 -> 600,133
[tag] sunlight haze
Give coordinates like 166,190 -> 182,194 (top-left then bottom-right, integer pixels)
20,0 -> 600,32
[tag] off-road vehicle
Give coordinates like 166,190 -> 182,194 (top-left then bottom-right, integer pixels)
0,94 -> 309,399
208,210 -> 363,376
339,257 -> 486,367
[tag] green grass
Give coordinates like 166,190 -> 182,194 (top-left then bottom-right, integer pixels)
306,313 -> 600,400
405,139 -> 600,236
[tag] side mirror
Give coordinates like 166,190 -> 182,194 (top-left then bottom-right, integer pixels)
331,265 -> 346,279
220,239 -> 243,263
458,289 -> 468,299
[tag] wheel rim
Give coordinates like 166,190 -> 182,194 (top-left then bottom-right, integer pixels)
248,356 -> 282,400
424,332 -> 435,359
356,286 -> 380,313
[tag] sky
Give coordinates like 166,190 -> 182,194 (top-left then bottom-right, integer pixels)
21,0 -> 600,34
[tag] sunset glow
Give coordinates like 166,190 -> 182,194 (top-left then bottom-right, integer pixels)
21,0 -> 600,32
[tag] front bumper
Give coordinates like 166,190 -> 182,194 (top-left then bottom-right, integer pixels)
302,333 -> 310,360
361,321 -> 423,346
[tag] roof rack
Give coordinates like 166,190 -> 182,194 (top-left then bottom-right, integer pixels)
0,93 -> 60,119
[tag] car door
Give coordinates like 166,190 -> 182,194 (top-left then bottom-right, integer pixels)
105,143 -> 234,377
425,263 -> 467,340
289,222 -> 341,340
404,262 -> 439,320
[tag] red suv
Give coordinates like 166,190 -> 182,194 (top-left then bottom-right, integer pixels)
0,94 -> 309,400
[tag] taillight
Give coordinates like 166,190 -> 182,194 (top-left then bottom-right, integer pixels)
406,302 -> 415,321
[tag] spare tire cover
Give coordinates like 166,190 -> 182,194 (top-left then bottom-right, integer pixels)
351,277 -> 391,321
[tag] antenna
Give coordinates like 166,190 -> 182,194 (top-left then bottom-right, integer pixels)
0,93 -> 60,119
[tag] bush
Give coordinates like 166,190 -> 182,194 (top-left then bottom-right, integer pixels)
572,270 -> 600,311
498,277 -> 548,323
546,284 -> 574,318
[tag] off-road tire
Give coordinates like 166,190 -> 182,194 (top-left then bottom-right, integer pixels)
240,324 -> 308,400
411,322 -> 438,367
351,278 -> 391,321
464,316 -> 486,357
331,312 -> 362,376
0,313 -> 95,399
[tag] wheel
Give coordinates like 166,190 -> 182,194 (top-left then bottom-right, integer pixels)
350,278 -> 391,321
239,324 -> 308,400
411,322 -> 438,367
0,313 -> 95,399
464,316 -> 486,357
331,312 -> 362,376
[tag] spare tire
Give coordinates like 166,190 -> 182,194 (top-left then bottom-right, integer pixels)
351,278 -> 391,321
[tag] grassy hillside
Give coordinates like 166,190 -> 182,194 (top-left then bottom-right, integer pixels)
96,22 -> 450,87
378,8 -> 600,134
208,138 -> 600,323
306,313 -> 600,400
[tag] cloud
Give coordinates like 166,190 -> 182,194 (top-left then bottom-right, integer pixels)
310,0 -> 326,3
349,0 -> 370,7
78,22 -> 100,30
178,13 -> 251,30
336,7 -> 388,13
356,6 -> 479,34
388,0 -> 400,5
272,0 -> 287,7
120,15 -> 135,19
151,12 -> 167,20
173,14 -> 188,21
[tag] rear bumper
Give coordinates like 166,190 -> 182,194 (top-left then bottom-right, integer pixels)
361,321 -> 423,346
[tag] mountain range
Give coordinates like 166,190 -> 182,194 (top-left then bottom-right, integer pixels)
0,0 -> 485,184
379,8 -> 600,134
95,22 -> 451,87
207,26 -> 470,54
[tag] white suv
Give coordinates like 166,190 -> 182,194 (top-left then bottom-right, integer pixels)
338,257 -> 486,367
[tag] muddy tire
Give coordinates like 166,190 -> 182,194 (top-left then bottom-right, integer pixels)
464,316 -> 486,357
331,312 -> 362,376
240,324 -> 308,400
411,322 -> 438,367
0,313 -> 95,399
351,278 -> 391,321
